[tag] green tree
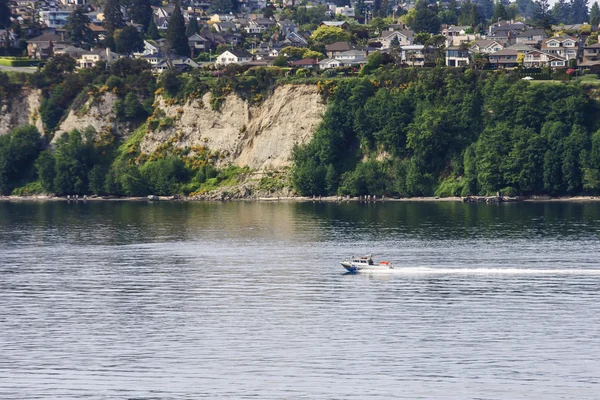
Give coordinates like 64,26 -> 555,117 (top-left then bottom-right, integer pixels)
65,6 -> 95,49
310,26 -> 351,45
411,0 -> 441,33
492,1 -> 509,22
0,126 -> 43,194
128,0 -> 153,31
210,0 -> 237,13
147,18 -> 160,40
591,2 -> 600,25
571,0 -> 590,24
533,0 -> 553,29
0,0 -> 11,28
115,25 -> 144,55
166,2 -> 190,56
35,150 -> 56,193
186,17 -> 199,37
104,0 -> 125,35
124,92 -> 144,119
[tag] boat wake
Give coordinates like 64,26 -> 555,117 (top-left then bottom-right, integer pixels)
353,267 -> 600,275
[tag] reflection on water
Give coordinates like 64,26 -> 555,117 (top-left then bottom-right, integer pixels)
1,201 -> 600,399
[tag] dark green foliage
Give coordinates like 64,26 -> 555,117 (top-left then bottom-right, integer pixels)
292,70 -> 600,197
140,156 -> 188,195
411,0 -> 440,33
147,18 -> 160,40
210,0 -> 237,13
591,2 -> 600,26
115,25 -> 144,55
166,3 -> 190,56
128,0 -> 153,31
0,0 -> 11,28
0,126 -> 43,194
186,17 -> 199,37
65,6 -> 95,49
104,0 -> 125,35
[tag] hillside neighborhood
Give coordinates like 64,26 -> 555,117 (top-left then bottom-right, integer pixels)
1,0 -> 600,74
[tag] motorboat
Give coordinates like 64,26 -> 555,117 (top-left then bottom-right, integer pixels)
341,255 -> 393,273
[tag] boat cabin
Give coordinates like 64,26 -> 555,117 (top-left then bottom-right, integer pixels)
352,256 -> 374,265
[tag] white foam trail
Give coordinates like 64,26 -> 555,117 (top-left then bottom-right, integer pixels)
356,267 -> 600,275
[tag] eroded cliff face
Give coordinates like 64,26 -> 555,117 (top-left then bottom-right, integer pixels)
2,83 -> 325,173
54,92 -> 134,142
141,84 -> 326,170
0,88 -> 43,135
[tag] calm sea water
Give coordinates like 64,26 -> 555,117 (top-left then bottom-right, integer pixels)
1,200 -> 599,399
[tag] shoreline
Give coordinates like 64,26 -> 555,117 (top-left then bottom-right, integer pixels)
2,195 -> 600,203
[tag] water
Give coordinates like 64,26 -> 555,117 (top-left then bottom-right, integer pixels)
0,201 -> 599,399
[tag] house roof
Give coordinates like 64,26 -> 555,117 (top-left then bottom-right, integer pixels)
520,29 -> 546,38
27,33 -> 63,43
321,21 -> 347,27
290,58 -> 319,66
188,33 -> 207,42
319,58 -> 341,65
228,49 -> 252,58
472,39 -> 505,48
326,41 -> 353,52
527,50 -> 566,60
585,42 -> 600,48
445,25 -> 470,32
491,48 -> 519,56
381,29 -> 414,39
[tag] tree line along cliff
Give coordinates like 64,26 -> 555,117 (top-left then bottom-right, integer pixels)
1,61 -> 600,198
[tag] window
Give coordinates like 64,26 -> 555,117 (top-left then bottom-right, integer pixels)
548,42 -> 559,47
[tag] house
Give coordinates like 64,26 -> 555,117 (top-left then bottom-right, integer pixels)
283,31 -> 308,47
27,33 -> 64,58
152,56 -> 200,73
319,58 -> 342,69
214,21 -> 237,33
400,45 -> 425,67
245,20 -> 267,34
524,50 -> 567,68
134,40 -> 161,58
489,21 -> 527,35
210,14 -> 235,23
488,48 -> 519,69
289,58 -> 319,68
215,49 -> 253,66
277,19 -> 296,36
88,23 -> 106,40
515,29 -> 547,44
445,46 -> 470,67
39,8 -> 72,29
334,6 -> 355,18
54,45 -> 88,59
188,33 -> 211,56
320,21 -> 349,30
335,49 -> 367,64
470,39 -> 506,54
442,25 -> 470,38
542,37 -> 579,61
0,29 -> 18,48
380,29 -> 414,48
77,48 -> 119,68
325,41 -> 353,58
578,43 -> 600,68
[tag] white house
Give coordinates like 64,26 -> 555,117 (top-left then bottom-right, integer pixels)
524,50 -> 567,68
215,49 -> 253,66
319,58 -> 342,69
380,29 -> 414,49
77,48 -> 119,68
542,37 -> 578,61
470,39 -> 506,54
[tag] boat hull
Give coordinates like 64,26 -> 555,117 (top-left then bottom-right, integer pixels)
341,261 -> 393,273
